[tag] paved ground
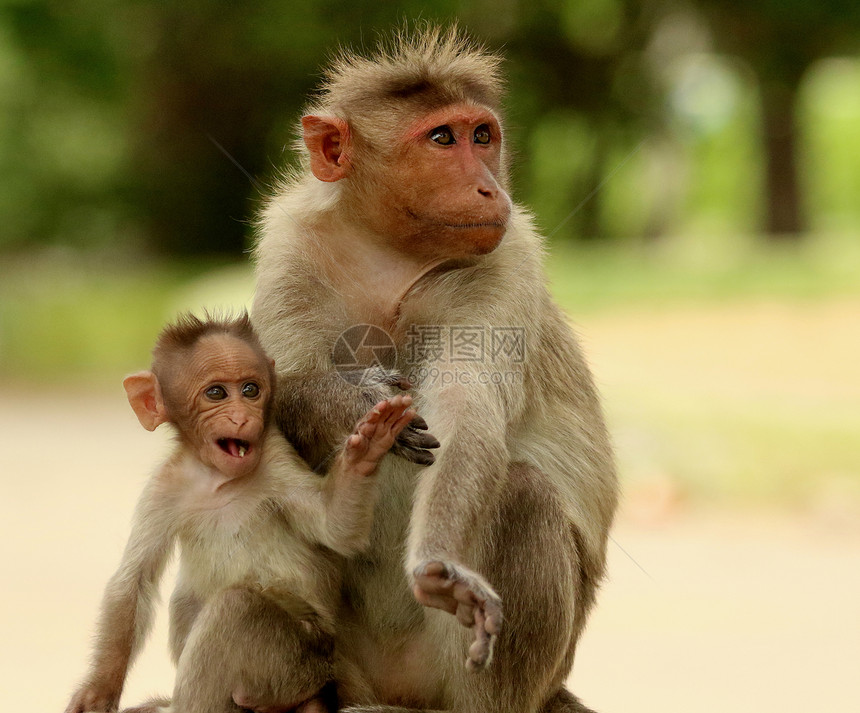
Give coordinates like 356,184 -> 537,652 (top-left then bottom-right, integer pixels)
574,509 -> 860,711
2,298 -> 859,712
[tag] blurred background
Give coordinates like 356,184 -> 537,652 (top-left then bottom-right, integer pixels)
1,1 -> 858,712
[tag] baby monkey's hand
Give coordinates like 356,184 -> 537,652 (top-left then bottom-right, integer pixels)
343,395 -> 436,477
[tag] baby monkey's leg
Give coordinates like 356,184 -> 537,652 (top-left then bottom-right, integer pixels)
167,587 -> 332,713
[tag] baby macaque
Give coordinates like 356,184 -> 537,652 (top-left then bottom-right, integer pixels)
64,313 -> 429,713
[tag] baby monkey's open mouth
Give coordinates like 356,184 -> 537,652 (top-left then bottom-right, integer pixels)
217,438 -> 251,458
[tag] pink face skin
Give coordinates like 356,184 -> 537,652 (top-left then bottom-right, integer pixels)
376,103 -> 512,260
173,335 -> 272,480
303,102 -> 512,262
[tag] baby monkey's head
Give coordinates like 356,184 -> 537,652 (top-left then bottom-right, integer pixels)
124,312 -> 276,480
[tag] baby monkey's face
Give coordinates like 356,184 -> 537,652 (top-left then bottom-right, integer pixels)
174,334 -> 272,479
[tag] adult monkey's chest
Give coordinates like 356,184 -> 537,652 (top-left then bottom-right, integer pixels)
328,257 -> 472,345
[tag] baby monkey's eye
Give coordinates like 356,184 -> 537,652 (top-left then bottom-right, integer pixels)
205,385 -> 228,401
474,125 -> 492,144
242,382 -> 260,398
429,126 -> 455,145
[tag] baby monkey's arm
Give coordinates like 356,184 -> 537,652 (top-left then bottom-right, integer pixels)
64,483 -> 175,713
283,395 -> 429,556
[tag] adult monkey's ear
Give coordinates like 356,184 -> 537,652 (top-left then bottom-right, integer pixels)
123,371 -> 169,431
302,115 -> 352,182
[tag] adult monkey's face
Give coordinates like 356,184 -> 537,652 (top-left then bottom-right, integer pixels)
302,102 -> 512,262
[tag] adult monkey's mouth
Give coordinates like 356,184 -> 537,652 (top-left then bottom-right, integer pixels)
217,438 -> 251,458
405,207 -> 507,230
445,221 -> 506,229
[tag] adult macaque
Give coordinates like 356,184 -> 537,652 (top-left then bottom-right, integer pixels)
64,313 -> 427,713
252,27 -> 618,713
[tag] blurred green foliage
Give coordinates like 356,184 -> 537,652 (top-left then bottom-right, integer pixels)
1,2 -> 859,381
2,230 -> 858,383
3,0 -> 858,257
2,1 -> 858,508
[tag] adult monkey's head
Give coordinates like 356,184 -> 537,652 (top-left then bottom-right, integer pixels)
301,26 -> 512,261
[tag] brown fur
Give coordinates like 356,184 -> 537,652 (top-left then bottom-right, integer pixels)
312,26 -> 503,132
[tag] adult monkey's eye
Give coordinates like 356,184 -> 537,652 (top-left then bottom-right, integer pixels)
429,126 -> 455,145
474,125 -> 492,145
205,385 -> 228,401
242,382 -> 260,398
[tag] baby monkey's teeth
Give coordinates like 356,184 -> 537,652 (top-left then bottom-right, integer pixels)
238,445 -> 247,458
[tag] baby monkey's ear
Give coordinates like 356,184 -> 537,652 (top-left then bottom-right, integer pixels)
123,371 -> 169,431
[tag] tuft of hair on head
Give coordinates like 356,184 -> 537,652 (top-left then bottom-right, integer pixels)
308,22 -> 505,120
153,310 -> 255,358
151,310 -> 273,386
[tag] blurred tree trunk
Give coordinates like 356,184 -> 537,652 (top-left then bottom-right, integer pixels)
760,79 -> 806,238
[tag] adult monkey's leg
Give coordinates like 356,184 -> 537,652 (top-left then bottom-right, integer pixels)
345,464 -> 598,713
